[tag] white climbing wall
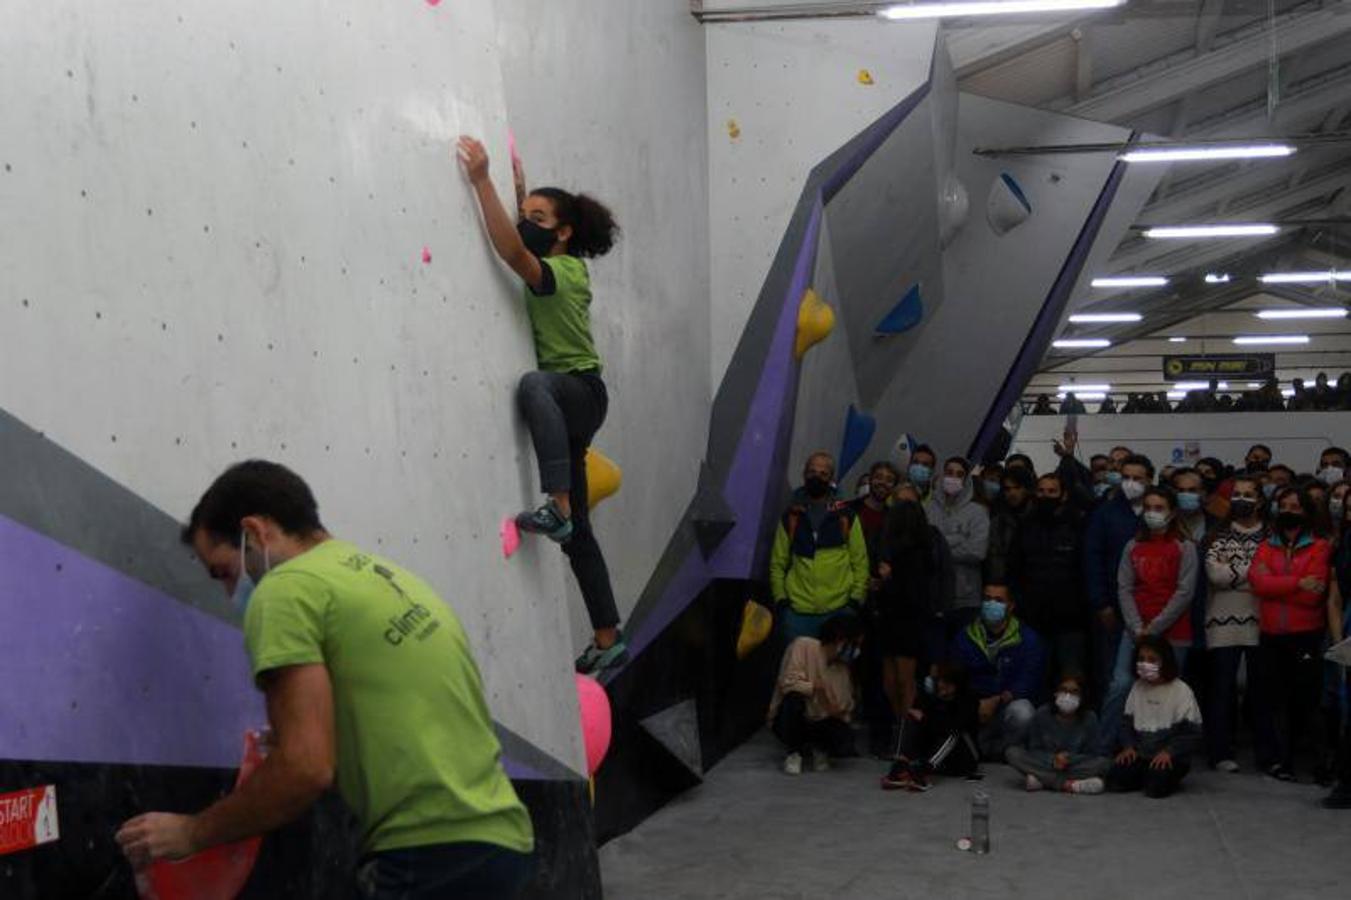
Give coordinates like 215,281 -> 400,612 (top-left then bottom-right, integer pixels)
705,19 -> 939,386
0,0 -> 589,769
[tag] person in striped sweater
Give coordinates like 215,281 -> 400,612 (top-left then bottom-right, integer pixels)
1203,475 -> 1267,772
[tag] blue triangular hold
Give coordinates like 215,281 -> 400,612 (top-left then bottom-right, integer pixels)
838,404 -> 877,481
875,283 -> 923,335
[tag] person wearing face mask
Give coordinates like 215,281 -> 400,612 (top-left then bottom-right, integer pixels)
1248,485 -> 1333,782
849,460 -> 900,754
458,136 -> 626,676
977,462 -> 1004,508
1006,673 -> 1110,794
768,614 -> 865,775
1172,468 -> 1217,674
1202,476 -> 1267,772
116,461 -> 536,894
769,453 -> 869,641
1265,465 -> 1296,517
1096,486 -> 1198,755
983,465 -> 1035,589
926,457 -> 991,638
1009,474 -> 1088,690
1318,447 -> 1349,488
1089,455 -> 1112,500
880,662 -> 980,790
906,444 -> 939,502
1216,445 -> 1272,504
952,584 -> 1046,760
1085,454 -> 1156,707
1195,457 -> 1230,520
1107,636 -> 1203,799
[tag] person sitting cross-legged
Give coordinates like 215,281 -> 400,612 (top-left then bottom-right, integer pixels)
1107,635 -> 1203,799
1005,672 -> 1111,794
766,614 -> 864,776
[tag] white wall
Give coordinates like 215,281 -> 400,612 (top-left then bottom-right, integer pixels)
1012,412 -> 1351,475
496,0 -> 711,651
705,19 -> 938,386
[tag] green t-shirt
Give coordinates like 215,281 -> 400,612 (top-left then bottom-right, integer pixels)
525,255 -> 603,374
243,540 -> 534,856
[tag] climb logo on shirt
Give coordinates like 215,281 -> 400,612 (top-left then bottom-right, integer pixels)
385,601 -> 439,646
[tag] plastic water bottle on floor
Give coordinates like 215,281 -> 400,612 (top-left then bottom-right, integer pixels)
970,788 -> 990,854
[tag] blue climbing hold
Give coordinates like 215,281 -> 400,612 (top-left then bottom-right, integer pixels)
875,283 -> 923,335
838,405 -> 877,480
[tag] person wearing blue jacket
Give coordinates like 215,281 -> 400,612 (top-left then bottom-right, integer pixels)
1083,455 -> 1154,700
952,583 -> 1047,759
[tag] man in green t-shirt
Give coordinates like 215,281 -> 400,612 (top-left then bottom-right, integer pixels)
116,460 -> 535,898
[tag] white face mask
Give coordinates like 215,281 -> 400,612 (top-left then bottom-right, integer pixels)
1143,510 -> 1170,532
942,476 -> 964,497
1121,480 -> 1147,502
1136,660 -> 1161,682
1319,466 -> 1344,486
232,528 -> 270,617
1054,692 -> 1081,715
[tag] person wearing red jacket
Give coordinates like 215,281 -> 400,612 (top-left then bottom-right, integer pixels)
1248,485 -> 1332,782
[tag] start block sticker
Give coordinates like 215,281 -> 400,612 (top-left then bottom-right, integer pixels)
0,785 -> 59,856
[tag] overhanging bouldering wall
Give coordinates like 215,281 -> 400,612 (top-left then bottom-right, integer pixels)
0,1 -> 630,896
591,24 -> 1163,842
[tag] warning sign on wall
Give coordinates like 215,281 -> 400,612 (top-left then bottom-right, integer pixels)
0,785 -> 60,856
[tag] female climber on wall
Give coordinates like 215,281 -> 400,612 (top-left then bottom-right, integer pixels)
457,135 -> 626,676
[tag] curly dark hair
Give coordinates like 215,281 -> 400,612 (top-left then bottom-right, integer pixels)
530,187 -> 618,258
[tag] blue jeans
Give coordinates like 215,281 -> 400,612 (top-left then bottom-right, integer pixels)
1097,634 -> 1189,754
356,842 -> 535,900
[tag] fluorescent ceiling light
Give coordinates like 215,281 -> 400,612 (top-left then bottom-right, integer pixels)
1119,144 -> 1295,163
1144,224 -> 1279,239
1232,335 -> 1309,345
878,0 -> 1124,19
1248,382 -> 1261,389
1282,389 -> 1295,398
1255,308 -> 1347,320
1166,392 -> 1187,400
1168,336 -> 1188,343
1091,276 -> 1168,288
1057,392 -> 1108,401
1058,383 -> 1111,393
1205,273 -> 1232,284
1052,338 -> 1112,349
1068,312 -> 1143,323
1258,270 -> 1351,284
1174,381 -> 1229,391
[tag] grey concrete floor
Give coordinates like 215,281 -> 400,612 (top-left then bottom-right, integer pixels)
600,731 -> 1345,900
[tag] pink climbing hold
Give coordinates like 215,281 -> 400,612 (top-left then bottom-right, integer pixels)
500,516 -> 521,559
575,674 -> 612,777
425,0 -> 442,6
421,246 -> 432,264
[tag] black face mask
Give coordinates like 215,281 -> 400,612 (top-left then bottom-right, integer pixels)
517,219 -> 559,257
804,477 -> 831,499
1277,511 -> 1306,532
1229,499 -> 1258,520
1247,460 -> 1269,473
1034,497 -> 1060,518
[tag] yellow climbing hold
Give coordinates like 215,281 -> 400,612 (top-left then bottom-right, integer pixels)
794,288 -> 835,360
726,118 -> 741,140
736,600 -> 774,660
858,68 -> 875,85
586,448 -> 622,509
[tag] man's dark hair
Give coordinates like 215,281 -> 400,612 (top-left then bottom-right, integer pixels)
1269,463 -> 1296,480
869,460 -> 901,481
1110,445 -> 1132,457
1002,466 -> 1036,491
1005,453 -> 1035,474
1122,453 -> 1155,479
1322,446 -> 1350,466
819,613 -> 864,646
1134,634 -> 1179,682
1247,443 -> 1272,458
945,456 -> 972,476
910,444 -> 937,464
932,661 -> 969,694
1090,454 -> 1109,466
182,460 -> 324,545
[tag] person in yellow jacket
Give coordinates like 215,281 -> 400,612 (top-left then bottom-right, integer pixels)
770,452 -> 871,640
